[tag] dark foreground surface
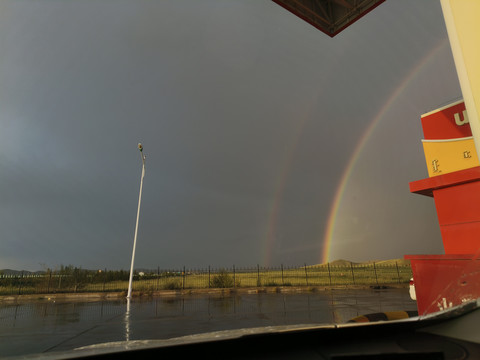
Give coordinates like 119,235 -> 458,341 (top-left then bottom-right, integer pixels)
0,288 -> 416,357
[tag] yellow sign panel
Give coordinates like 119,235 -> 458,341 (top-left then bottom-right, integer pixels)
422,137 -> 479,177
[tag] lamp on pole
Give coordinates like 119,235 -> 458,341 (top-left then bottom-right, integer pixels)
127,143 -> 146,299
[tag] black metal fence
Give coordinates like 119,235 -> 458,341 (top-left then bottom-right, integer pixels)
0,262 -> 412,296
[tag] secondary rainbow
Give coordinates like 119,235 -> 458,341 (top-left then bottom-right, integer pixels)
262,94 -> 321,266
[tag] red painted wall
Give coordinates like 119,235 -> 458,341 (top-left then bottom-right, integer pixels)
406,255 -> 480,315
421,100 -> 470,140
433,180 -> 480,253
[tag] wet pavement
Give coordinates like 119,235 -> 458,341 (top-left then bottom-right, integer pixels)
0,288 -> 416,358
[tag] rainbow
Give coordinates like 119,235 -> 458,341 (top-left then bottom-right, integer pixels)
321,38 -> 449,264
262,93 -> 322,266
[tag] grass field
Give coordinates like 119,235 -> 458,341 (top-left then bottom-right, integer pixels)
0,260 -> 412,296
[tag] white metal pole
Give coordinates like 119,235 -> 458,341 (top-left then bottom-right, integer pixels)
127,144 -> 146,299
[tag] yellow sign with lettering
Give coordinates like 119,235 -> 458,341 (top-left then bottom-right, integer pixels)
422,137 -> 479,177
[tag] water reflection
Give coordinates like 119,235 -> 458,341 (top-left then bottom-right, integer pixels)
125,298 -> 131,342
0,288 -> 416,357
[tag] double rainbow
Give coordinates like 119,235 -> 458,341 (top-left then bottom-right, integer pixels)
261,38 -> 449,266
321,38 -> 449,264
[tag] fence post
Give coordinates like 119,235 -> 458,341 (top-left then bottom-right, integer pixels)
233,265 -> 236,288
57,273 -> 62,293
208,266 -> 211,288
373,262 -> 378,285
156,266 -> 160,291
182,266 -> 186,290
327,263 -> 332,286
18,271 -> 24,295
47,270 -> 52,294
281,264 -> 284,286
395,261 -> 400,283
102,268 -> 107,292
257,264 -> 260,287
350,262 -> 355,285
304,263 -> 309,286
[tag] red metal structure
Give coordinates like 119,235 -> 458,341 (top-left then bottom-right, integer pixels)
407,101 -> 480,315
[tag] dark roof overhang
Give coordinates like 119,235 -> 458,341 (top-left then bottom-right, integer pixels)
272,0 -> 386,37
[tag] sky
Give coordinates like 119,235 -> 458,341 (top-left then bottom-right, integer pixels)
0,0 -> 463,271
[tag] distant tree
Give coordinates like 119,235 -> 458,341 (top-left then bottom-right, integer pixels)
56,265 -> 90,292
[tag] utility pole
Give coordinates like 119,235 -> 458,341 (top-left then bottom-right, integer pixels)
127,143 -> 146,299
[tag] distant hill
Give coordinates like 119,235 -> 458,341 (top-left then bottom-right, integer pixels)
0,269 -> 46,276
374,259 -> 411,266
329,259 -> 355,266
314,258 -> 411,267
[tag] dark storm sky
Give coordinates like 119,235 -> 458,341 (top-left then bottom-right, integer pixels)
0,0 -> 461,271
